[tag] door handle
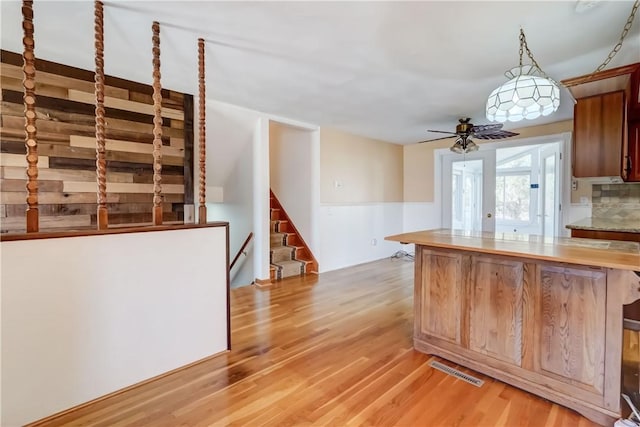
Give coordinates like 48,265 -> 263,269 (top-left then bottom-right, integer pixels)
487,213 -> 492,218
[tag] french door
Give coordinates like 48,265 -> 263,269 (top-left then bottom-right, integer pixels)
540,144 -> 561,237
442,142 -> 562,236
442,151 -> 496,233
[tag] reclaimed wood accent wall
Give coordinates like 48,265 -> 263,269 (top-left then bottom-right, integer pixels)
0,49 -> 194,233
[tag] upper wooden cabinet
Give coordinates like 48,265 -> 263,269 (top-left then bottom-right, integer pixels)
629,121 -> 640,181
562,63 -> 640,181
572,91 -> 625,178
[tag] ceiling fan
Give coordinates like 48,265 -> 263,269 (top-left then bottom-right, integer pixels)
420,117 -> 519,153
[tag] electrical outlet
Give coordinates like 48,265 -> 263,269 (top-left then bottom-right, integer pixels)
371,238 -> 377,246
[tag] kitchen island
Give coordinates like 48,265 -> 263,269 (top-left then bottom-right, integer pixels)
385,229 -> 640,425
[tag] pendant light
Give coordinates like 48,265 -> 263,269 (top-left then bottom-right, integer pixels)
486,29 -> 560,123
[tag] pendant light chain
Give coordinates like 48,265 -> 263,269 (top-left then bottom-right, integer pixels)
520,29 -> 551,79
593,0 -> 639,73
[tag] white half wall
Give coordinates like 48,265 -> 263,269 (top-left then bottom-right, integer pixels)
319,202 -> 405,272
1,226 -> 229,426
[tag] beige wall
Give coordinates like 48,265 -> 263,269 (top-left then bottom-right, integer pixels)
404,120 -> 578,203
320,128 -> 403,203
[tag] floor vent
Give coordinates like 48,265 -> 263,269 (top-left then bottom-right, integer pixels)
429,360 -> 484,387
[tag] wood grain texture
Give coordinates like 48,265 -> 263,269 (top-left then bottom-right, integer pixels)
419,249 -> 462,344
408,240 -> 637,425
151,21 -> 163,226
536,264 -> 606,395
629,121 -> 640,182
1,49 -> 193,232
386,229 -> 640,271
182,94 -> 194,206
24,259 -> 599,427
570,228 -> 640,243
573,91 -> 624,178
22,0 -> 39,232
94,0 -> 107,229
469,256 -> 523,366
197,38 -> 206,223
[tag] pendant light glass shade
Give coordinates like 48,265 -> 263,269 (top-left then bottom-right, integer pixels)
486,65 -> 560,123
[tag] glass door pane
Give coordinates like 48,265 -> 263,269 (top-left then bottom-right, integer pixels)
451,159 -> 483,232
442,150 -> 495,233
541,146 -> 560,237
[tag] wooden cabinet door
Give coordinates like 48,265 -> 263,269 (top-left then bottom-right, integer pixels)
468,256 -> 524,365
627,121 -> 640,181
535,264 -> 606,395
417,249 -> 464,344
573,91 -> 624,178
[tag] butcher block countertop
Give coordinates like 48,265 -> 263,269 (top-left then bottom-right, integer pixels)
386,228 -> 640,271
566,217 -> 640,233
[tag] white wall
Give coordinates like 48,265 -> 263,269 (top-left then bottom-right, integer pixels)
269,122 -> 317,252
207,138 -> 255,287
319,202 -> 405,272
1,227 -> 228,426
205,101 -> 259,287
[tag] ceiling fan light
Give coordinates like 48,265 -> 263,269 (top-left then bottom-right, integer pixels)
466,141 -> 479,152
450,141 -> 464,154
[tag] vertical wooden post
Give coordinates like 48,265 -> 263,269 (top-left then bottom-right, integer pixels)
151,21 -> 163,225
94,0 -> 108,230
198,38 -> 207,224
22,0 -> 39,232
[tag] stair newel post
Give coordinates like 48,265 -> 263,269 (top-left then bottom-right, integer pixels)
151,21 -> 163,225
94,0 -> 108,229
22,0 -> 39,232
198,38 -> 207,224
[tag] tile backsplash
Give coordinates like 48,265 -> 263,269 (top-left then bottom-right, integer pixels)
591,183 -> 640,220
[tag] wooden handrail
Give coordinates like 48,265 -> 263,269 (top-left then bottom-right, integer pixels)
230,232 -> 253,271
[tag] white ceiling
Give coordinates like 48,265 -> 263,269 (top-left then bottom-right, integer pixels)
1,1 -> 639,144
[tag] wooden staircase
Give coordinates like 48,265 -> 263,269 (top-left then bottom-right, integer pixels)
269,190 -> 318,281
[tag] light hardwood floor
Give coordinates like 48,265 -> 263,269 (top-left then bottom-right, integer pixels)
34,258 -> 601,426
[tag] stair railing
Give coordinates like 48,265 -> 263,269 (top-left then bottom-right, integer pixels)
230,232 -> 254,271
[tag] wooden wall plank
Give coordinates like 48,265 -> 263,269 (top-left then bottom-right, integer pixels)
0,214 -> 92,231
1,101 -> 184,139
1,153 -> 49,168
0,178 -> 63,192
62,181 -> 184,194
0,50 -> 192,233
1,75 -> 69,99
170,137 -> 185,148
70,135 -> 184,157
2,89 -> 174,132
1,192 -> 119,204
0,166 -> 133,183
183,94 -> 194,205
68,89 -> 184,120
4,202 -> 176,216
1,50 -> 172,98
0,62 -> 129,99
132,173 -> 183,184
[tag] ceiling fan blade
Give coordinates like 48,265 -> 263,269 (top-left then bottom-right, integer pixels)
426,130 -> 458,135
473,130 -> 520,140
417,135 -> 457,143
471,123 -> 503,134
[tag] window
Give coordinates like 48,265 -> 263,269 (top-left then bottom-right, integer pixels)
495,173 -> 531,221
